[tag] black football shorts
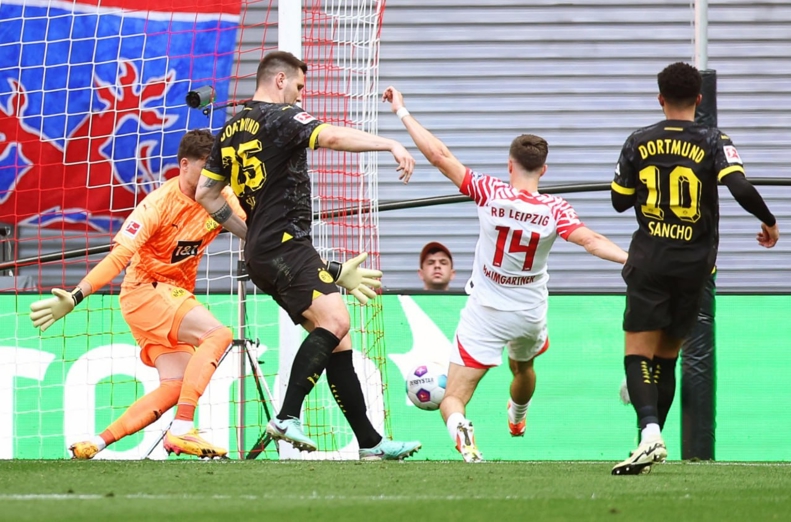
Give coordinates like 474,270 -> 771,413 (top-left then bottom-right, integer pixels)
621,264 -> 707,339
246,238 -> 339,325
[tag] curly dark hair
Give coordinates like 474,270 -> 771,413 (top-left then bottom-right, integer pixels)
509,134 -> 548,172
177,129 -> 214,162
657,62 -> 702,108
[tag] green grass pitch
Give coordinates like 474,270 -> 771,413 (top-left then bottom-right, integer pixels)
1,460 -> 790,521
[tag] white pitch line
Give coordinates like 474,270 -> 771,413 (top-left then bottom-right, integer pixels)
0,493 -> 544,502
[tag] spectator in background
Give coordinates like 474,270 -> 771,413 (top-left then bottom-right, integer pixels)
419,242 -> 456,291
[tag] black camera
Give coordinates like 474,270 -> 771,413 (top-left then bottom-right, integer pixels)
185,86 -> 215,109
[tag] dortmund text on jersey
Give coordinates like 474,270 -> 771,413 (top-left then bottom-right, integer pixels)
202,101 -> 327,255
611,120 -> 745,277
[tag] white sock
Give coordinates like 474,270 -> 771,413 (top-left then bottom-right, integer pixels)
90,436 -> 106,451
170,419 -> 193,436
508,400 -> 530,423
446,412 -> 467,442
641,423 -> 661,442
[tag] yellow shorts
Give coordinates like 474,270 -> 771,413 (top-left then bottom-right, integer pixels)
119,282 -> 199,367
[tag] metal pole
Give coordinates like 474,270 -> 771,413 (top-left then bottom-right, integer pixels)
236,241 -> 247,460
695,0 -> 709,70
279,0 -> 303,59
6,179 -> 791,273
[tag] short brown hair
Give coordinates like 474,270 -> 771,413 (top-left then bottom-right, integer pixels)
256,51 -> 308,88
177,129 -> 214,162
658,62 -> 702,108
509,134 -> 548,172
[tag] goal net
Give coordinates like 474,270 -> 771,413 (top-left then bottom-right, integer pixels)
0,0 -> 389,460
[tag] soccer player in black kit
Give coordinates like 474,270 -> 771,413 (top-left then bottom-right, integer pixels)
610,62 -> 779,475
196,51 -> 421,460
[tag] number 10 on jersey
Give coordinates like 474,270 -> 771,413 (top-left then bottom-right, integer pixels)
638,165 -> 702,223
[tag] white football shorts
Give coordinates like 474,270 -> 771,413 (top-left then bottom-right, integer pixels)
450,296 -> 549,369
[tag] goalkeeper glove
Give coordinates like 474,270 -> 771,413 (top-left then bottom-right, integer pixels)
326,252 -> 382,305
29,287 -> 84,332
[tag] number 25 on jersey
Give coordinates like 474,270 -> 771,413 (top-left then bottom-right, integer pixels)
221,139 -> 267,202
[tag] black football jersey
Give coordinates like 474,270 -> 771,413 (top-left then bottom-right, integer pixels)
612,119 -> 746,277
203,101 -> 327,255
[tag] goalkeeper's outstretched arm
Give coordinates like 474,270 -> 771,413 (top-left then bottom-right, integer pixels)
382,86 -> 467,188
29,244 -> 133,332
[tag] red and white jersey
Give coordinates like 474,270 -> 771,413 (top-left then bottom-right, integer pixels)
460,169 -> 584,310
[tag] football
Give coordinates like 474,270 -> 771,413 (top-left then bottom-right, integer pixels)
405,363 -> 447,411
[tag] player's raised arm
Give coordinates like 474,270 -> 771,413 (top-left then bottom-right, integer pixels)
315,125 -> 415,183
196,140 -> 248,239
383,86 -> 467,188
566,226 -> 628,264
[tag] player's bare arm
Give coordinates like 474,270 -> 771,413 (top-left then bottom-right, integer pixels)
383,86 -> 467,188
567,226 -> 628,264
315,124 -> 415,183
721,172 -> 779,248
196,174 -> 248,239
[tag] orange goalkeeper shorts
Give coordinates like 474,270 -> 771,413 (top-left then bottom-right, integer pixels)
119,282 -> 200,367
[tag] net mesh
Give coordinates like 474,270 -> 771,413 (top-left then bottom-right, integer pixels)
0,0 -> 389,460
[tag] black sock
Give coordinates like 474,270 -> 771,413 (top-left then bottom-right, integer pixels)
653,356 -> 678,429
325,350 -> 382,449
277,327 -> 340,420
624,355 -> 659,430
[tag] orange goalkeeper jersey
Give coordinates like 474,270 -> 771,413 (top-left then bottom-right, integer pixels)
113,178 -> 244,292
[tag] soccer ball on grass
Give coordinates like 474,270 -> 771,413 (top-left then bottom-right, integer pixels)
405,363 -> 447,411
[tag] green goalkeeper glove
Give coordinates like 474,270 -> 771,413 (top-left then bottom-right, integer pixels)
29,288 -> 83,332
327,252 -> 382,305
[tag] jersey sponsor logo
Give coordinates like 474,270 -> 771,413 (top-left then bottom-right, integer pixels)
723,145 -> 742,164
170,240 -> 202,263
123,220 -> 142,238
294,112 -> 316,124
171,288 -> 187,298
615,163 -> 621,176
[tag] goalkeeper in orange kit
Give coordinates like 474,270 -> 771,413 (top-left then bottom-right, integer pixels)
29,129 -> 248,459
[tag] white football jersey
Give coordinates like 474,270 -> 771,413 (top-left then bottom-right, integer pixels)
461,169 -> 584,311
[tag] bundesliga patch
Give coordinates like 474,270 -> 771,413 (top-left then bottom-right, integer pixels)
123,220 -> 141,238
723,145 -> 742,164
294,112 -> 316,124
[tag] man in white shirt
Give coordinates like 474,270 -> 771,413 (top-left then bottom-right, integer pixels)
384,86 -> 628,462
